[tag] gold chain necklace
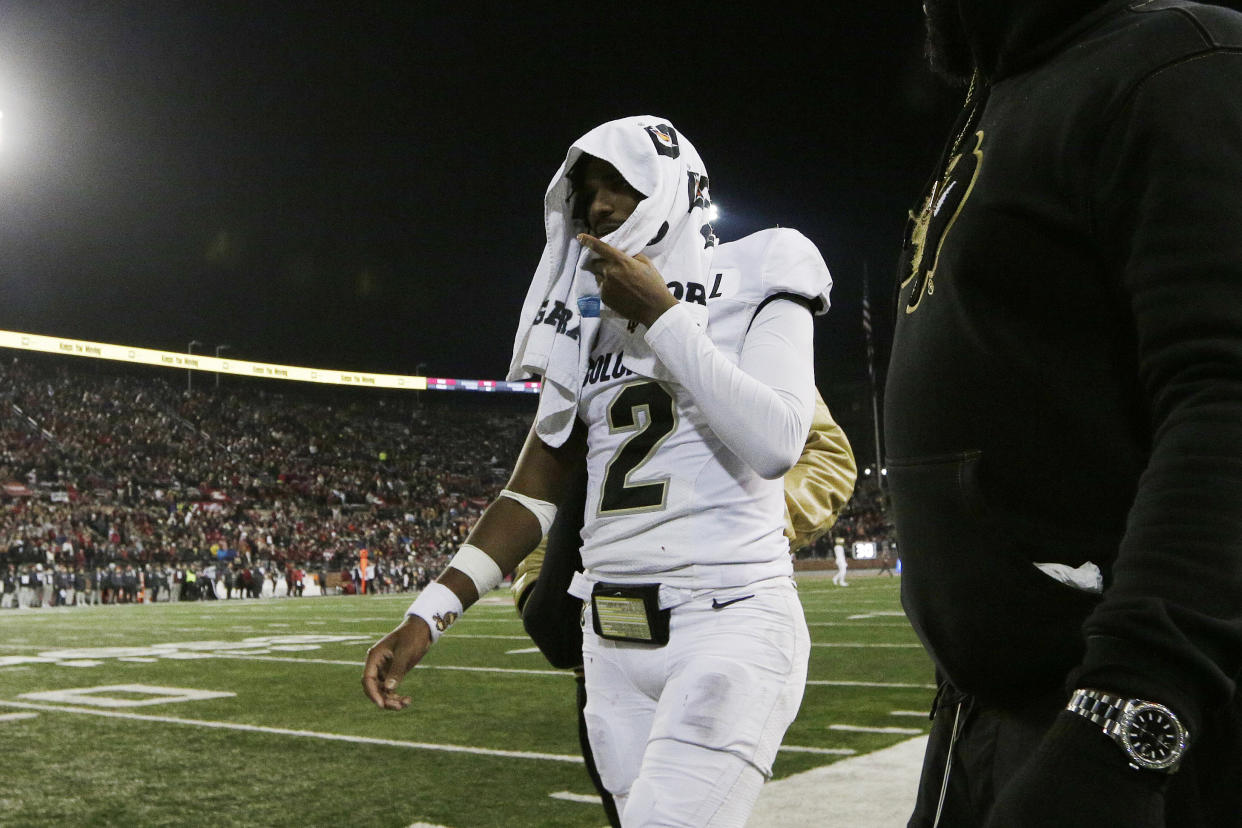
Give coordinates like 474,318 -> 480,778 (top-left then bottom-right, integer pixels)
907,72 -> 982,292
926,72 -> 980,216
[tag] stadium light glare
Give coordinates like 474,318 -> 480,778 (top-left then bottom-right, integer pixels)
706,203 -> 719,223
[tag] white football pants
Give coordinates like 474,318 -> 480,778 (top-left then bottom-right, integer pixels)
581,576 -> 810,827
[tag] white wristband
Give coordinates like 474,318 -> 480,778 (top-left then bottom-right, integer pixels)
406,582 -> 463,643
499,488 -> 558,537
448,543 -> 505,598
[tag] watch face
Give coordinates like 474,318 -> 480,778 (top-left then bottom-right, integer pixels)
1119,702 -> 1187,770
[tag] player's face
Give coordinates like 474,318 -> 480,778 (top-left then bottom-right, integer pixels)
579,156 -> 644,238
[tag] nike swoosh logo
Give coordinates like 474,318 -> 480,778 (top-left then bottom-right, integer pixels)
711,594 -> 755,610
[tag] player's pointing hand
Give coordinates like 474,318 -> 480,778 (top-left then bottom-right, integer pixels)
578,233 -> 677,328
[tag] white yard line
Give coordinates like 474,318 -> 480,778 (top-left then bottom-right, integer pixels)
327,618 -> 521,626
0,694 -> 860,764
806,679 -> 936,690
829,724 -> 924,735
0,712 -> 39,722
811,642 -> 923,648
423,664 -> 581,677
801,609 -> 906,616
212,653 -> 568,677
0,698 -> 584,763
549,791 -> 602,805
3,645 -> 930,687
805,622 -> 914,628
312,640 -> 531,645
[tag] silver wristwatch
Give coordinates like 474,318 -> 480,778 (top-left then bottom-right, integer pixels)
1067,688 -> 1190,773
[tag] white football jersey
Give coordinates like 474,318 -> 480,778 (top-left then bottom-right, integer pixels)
577,228 -> 830,589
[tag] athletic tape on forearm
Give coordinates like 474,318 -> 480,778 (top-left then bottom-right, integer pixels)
406,581 -> 463,644
499,488 -> 557,537
448,543 -> 505,598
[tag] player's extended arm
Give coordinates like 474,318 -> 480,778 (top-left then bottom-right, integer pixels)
361,420 -> 586,710
650,294 -> 814,478
784,390 -> 857,552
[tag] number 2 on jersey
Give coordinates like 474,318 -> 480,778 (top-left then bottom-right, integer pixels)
599,381 -> 677,515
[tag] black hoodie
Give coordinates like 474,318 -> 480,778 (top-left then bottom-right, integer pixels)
886,0 -> 1242,740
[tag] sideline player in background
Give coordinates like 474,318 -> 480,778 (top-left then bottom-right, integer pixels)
512,390 -> 856,826
889,2 -> 1242,826
364,116 -> 835,825
831,538 -> 848,587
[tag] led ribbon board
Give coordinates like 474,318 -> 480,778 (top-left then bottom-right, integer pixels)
0,329 -> 540,394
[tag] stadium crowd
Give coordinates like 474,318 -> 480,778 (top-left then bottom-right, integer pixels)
0,355 -> 893,609
808,476 -> 894,554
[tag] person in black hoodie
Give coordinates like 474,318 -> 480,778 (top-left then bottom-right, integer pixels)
888,2 -> 1242,827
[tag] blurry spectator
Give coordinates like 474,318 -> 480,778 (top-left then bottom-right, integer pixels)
18,565 -> 33,608
148,565 -> 164,603
38,564 -> 52,607
87,567 -> 99,604
122,564 -> 138,603
876,546 -> 895,577
2,564 -> 15,608
73,567 -> 86,606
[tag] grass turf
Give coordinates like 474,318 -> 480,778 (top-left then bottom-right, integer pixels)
0,574 -> 931,827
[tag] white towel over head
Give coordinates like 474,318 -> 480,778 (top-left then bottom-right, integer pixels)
508,115 -> 716,447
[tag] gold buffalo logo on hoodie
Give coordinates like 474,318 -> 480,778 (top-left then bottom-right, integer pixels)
903,129 -> 985,314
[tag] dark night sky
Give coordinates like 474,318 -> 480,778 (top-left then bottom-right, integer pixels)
0,2 -> 959,388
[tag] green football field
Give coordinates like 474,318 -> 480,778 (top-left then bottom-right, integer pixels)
0,575 -> 932,827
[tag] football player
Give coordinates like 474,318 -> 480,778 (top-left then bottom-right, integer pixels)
364,116 -> 837,825
512,389 -> 856,826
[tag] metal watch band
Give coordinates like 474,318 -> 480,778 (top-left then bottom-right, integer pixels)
1067,688 -> 1126,733
1067,687 -> 1189,773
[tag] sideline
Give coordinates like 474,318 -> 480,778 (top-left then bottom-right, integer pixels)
750,735 -> 927,828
